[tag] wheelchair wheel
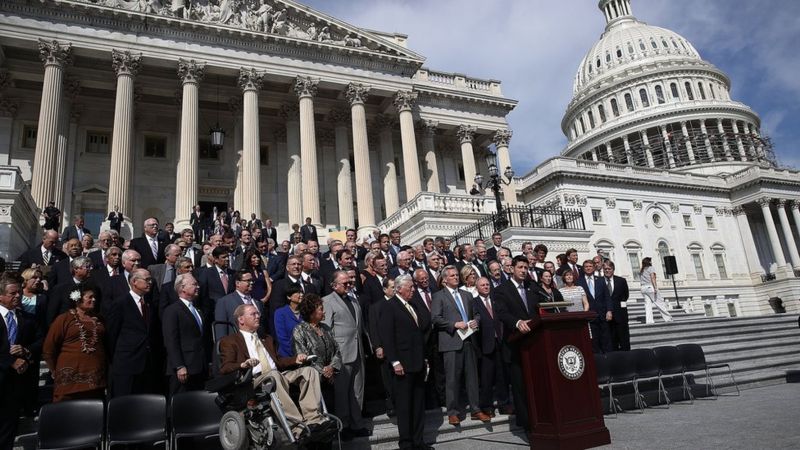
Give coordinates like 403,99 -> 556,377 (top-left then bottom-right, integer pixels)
219,410 -> 250,450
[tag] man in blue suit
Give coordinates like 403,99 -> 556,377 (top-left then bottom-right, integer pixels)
577,259 -> 613,353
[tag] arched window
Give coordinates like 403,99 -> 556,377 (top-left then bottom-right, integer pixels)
617,48 -> 623,58
685,82 -> 694,100
687,243 -> 705,280
588,111 -> 596,129
639,40 -> 646,51
670,83 -> 680,99
661,38 -> 669,48
624,240 -> 642,276
611,98 -> 620,117
606,52 -> 611,63
639,88 -> 650,107
628,43 -> 635,54
657,241 -> 671,278
710,243 -> 728,279
588,64 -> 593,74
672,38 -> 680,49
709,84 -> 717,99
655,85 -> 665,104
595,240 -> 615,262
650,39 -> 658,49
598,104 -> 607,123
624,93 -> 634,112
578,117 -> 586,134
698,82 -> 707,100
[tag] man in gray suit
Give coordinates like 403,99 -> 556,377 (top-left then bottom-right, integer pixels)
432,266 -> 489,425
214,271 -> 263,341
148,244 -> 182,288
322,271 -> 370,439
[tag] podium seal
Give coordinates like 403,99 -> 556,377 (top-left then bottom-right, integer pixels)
557,345 -> 585,380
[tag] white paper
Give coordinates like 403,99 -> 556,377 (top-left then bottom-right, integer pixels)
458,327 -> 476,340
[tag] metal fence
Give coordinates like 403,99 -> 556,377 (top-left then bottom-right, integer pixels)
450,205 -> 585,245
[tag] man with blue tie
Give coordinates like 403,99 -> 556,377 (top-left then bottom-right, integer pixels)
431,266 -> 489,425
162,273 -> 208,396
578,259 -> 613,353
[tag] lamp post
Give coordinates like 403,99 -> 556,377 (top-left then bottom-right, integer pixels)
472,151 -> 515,230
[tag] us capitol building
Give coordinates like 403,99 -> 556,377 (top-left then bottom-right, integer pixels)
0,0 -> 798,315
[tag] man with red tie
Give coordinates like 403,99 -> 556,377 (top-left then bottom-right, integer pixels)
558,248 -> 582,281
473,276 -> 512,417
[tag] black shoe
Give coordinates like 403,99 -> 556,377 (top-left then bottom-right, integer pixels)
351,427 -> 372,437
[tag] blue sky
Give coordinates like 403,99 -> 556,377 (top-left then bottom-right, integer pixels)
300,0 -> 800,175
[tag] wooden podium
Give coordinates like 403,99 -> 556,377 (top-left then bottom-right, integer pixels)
511,311 -> 611,449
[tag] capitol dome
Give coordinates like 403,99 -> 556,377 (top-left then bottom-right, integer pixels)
561,0 -> 775,174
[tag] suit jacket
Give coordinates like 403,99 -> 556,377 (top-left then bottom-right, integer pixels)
578,274 -> 613,317
129,235 -> 166,268
158,279 -> 179,321
264,227 -> 278,243
218,332 -> 296,376
183,246 -> 203,269
485,246 -> 511,264
388,266 -> 412,280
148,263 -> 176,288
493,279 -> 542,344
107,212 -> 124,231
17,245 -> 66,271
558,262 -> 582,279
105,292 -> 162,375
266,252 -> 286,281
300,224 -> 318,243
604,275 -> 630,324
473,293 -> 503,355
0,308 -> 42,415
267,276 -> 316,335
321,291 -> 363,364
367,296 -> 389,351
378,296 -> 428,373
431,287 -> 480,352
162,299 -> 207,375
197,265 -> 236,319
47,279 -> 100,326
214,291 -> 263,341
47,258 -> 74,290
60,225 -> 92,243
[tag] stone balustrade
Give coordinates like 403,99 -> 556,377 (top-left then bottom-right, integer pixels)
379,191 -> 497,232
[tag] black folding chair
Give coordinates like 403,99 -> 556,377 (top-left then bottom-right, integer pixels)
631,348 -> 668,409
594,353 -> 611,415
653,345 -> 693,404
107,394 -> 168,448
677,343 -> 740,397
38,399 -> 104,450
170,390 -> 224,449
606,351 -> 640,415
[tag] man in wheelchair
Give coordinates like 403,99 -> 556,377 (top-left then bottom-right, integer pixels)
216,304 -> 336,442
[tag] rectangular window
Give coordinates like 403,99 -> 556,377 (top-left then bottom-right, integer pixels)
692,253 -> 706,280
683,214 -> 693,228
259,144 -> 269,166
22,125 -> 37,149
198,137 -> 220,160
598,104 -> 607,123
86,131 -> 111,154
588,111 -> 596,129
705,216 -> 715,229
591,208 -> 603,223
620,210 -> 631,224
144,136 -> 167,158
628,252 -> 640,275
714,254 -> 728,279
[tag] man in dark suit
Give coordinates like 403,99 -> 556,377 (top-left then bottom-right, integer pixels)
162,273 -> 207,397
473,276 -> 511,416
42,200 -> 61,231
197,246 -> 236,323
189,205 -> 204,241
485,232 -> 511,263
388,250 -> 413,279
411,268 -> 444,410
379,275 -> 431,450
47,238 -> 83,288
456,244 -> 487,278
300,217 -> 317,243
158,257 -> 195,320
178,228 -> 203,268
214,271 -> 264,341
1,276 -> 43,448
46,256 -> 97,326
129,217 -> 166,269
17,229 -> 66,271
578,259 -> 613,353
101,250 -> 143,312
107,206 -> 125,233
105,268 -> 163,398
91,246 -> 122,306
602,261 -> 630,351
432,266 -> 488,425
268,254 -> 316,336
60,214 -> 91,242
300,252 -> 323,293
558,248 -> 582,281
88,231 -> 112,270
493,255 -> 542,431
263,219 -> 278,243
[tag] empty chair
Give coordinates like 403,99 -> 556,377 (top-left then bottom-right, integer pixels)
605,351 -> 640,414
594,353 -> 610,414
38,399 -> 104,450
653,345 -> 693,404
677,343 -> 740,397
107,394 -> 167,448
170,390 -> 224,449
631,348 -> 668,408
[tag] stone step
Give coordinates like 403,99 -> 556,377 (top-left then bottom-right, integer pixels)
632,325 -> 800,348
629,314 -> 798,334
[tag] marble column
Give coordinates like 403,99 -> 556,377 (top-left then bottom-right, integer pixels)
294,76 -> 321,223
604,142 -> 614,162
622,135 -> 634,165
641,131 -> 654,167
173,59 -> 204,229
239,68 -> 264,219
717,119 -> 732,161
394,90 -> 421,200
590,149 -> 598,161
700,119 -> 714,161
107,50 -> 141,220
457,124 -> 477,192
733,206 -> 764,276
757,197 -> 787,269
661,125 -> 676,168
681,121 -> 696,164
229,97 -> 244,214
53,78 -> 80,210
776,199 -> 800,269
61,106 -> 80,228
731,121 -> 746,160
31,40 -> 71,209
345,82 -> 375,235
792,201 -> 800,260
419,119 -> 440,193
375,114 -> 399,216
328,108 -> 354,229
493,129 -> 516,204
281,103 -> 302,227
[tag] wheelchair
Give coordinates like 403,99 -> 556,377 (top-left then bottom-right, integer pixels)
208,322 -> 342,449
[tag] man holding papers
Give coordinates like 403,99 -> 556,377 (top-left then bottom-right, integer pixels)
431,266 -> 489,425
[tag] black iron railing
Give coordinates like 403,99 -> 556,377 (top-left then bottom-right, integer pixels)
450,205 -> 585,245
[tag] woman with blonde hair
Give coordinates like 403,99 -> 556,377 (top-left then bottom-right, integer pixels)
459,265 -> 479,297
639,257 -> 673,324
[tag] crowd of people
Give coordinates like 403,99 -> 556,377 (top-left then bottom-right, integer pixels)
0,208 -> 673,449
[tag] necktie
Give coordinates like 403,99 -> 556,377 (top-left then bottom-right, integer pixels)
404,301 -> 418,325
138,298 -> 148,322
588,277 -> 595,298
424,290 -> 432,311
252,334 -> 274,373
518,284 -> 529,312
189,303 -> 203,332
220,271 -> 229,292
243,295 -> 252,305
6,311 -> 17,345
150,239 -> 158,259
452,290 -> 468,322
483,297 -> 493,319
607,278 -> 614,296
77,228 -> 83,241
43,251 -> 50,265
